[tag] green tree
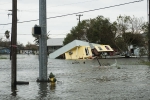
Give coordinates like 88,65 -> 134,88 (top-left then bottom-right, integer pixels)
64,16 -> 116,47
32,32 -> 50,45
63,15 -> 146,54
5,30 -> 10,39
87,16 -> 116,46
63,19 -> 90,44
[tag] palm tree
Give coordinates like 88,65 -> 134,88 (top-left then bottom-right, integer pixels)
5,30 -> 10,40
4,30 -> 11,59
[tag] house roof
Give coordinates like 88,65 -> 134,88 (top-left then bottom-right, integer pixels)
49,40 -> 114,58
47,38 -> 64,46
49,40 -> 90,58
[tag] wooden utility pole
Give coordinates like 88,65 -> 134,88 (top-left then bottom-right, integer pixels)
76,14 -> 83,24
148,0 -> 150,61
11,0 -> 17,88
8,10 -> 12,60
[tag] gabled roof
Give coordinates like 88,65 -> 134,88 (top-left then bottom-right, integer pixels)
47,38 -> 64,46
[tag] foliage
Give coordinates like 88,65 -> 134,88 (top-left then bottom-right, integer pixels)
64,16 -> 116,47
32,27 -> 50,45
63,15 -> 146,53
87,16 -> 116,46
33,34 -> 50,45
4,30 -> 10,39
140,60 -> 150,66
0,56 -> 7,59
32,34 -> 39,45
115,15 -> 145,52
26,42 -> 31,48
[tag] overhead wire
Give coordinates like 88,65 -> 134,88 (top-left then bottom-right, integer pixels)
0,0 -> 144,26
0,33 -> 67,36
20,0 -> 99,12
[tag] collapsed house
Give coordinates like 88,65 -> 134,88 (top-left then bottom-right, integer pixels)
49,40 -> 113,59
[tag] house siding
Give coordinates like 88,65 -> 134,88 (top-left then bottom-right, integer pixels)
65,46 -> 92,59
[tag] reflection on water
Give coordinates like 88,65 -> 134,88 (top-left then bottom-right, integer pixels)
38,83 -> 48,99
11,87 -> 17,96
0,55 -> 150,100
50,83 -> 56,91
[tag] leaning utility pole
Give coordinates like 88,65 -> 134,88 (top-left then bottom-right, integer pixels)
11,0 -> 17,88
76,14 -> 83,24
38,0 -> 47,81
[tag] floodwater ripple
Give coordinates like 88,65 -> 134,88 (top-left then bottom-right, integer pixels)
0,55 -> 150,100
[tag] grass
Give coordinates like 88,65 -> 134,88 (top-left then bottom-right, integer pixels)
140,60 -> 150,66
0,56 -> 7,59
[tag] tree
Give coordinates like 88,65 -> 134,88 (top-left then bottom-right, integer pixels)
32,33 -> 50,45
0,37 -> 2,41
87,16 -> 116,46
5,30 -> 10,40
63,33 -> 74,45
26,42 -> 31,48
115,15 -> 145,53
63,15 -> 146,55
63,16 -> 116,47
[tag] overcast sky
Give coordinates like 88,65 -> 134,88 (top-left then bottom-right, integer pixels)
0,0 -> 148,45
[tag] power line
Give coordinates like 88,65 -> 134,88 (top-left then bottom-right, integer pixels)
0,0 -> 144,26
19,0 -> 99,12
0,33 -> 67,35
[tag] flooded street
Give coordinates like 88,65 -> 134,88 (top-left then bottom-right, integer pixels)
0,55 -> 150,100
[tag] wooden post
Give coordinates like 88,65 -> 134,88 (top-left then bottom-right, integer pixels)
148,0 -> 150,61
11,0 -> 17,88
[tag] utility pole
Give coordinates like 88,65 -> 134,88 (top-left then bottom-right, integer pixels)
148,0 -> 150,61
76,14 -> 83,24
11,0 -> 17,88
8,10 -> 12,60
38,0 -> 47,81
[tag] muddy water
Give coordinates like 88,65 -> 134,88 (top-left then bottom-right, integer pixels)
0,55 -> 150,100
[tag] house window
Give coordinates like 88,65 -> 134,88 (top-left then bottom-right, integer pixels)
69,51 -> 73,55
105,46 -> 110,50
98,47 -> 102,50
85,47 -> 89,55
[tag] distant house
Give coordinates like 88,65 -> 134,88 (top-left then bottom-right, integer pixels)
19,45 -> 38,54
0,47 -> 10,54
49,40 -> 113,59
47,38 -> 64,53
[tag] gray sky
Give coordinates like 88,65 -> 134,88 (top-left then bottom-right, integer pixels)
0,0 -> 148,45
